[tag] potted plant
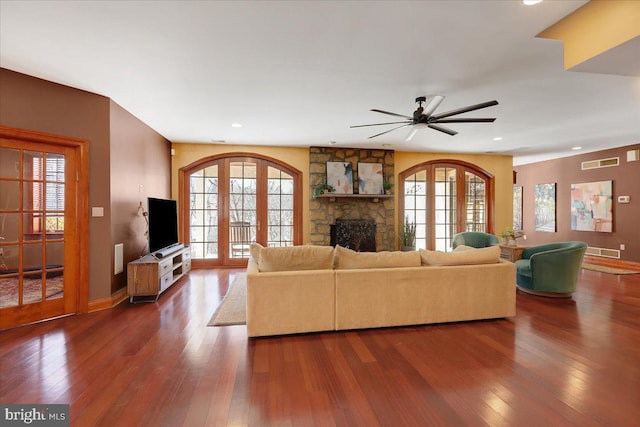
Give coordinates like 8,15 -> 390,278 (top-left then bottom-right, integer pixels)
499,227 -> 525,245
313,182 -> 335,198
383,181 -> 393,195
400,216 -> 416,251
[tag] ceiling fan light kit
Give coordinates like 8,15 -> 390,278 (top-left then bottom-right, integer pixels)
351,96 -> 499,140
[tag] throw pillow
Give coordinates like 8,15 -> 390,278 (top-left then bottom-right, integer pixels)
257,245 -> 335,272
334,245 -> 421,269
249,242 -> 263,265
420,245 -> 500,266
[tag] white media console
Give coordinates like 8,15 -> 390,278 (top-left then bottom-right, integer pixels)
127,245 -> 191,302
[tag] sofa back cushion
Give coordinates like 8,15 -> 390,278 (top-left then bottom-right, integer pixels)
254,244 -> 335,272
420,244 -> 500,266
334,245 -> 421,269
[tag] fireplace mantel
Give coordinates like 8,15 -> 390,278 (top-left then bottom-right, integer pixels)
315,194 -> 393,203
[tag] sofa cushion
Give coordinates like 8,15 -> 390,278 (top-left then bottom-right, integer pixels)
256,244 -> 335,272
334,245 -> 421,269
250,242 -> 262,264
420,245 -> 500,266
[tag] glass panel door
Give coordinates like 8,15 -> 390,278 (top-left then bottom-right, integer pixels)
228,161 -> 256,260
184,155 -> 301,267
399,161 -> 493,252
434,167 -> 456,251
465,171 -> 486,232
189,165 -> 218,259
403,170 -> 428,250
267,167 -> 294,247
0,146 -> 67,319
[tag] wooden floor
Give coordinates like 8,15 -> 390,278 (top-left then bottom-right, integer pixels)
1,268 -> 639,426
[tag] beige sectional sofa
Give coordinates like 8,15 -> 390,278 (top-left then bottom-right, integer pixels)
246,244 -> 516,337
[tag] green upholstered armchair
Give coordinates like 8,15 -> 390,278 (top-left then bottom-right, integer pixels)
515,241 -> 587,298
451,232 -> 499,249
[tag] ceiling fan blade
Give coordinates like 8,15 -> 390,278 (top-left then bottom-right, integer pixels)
428,124 -> 458,136
422,95 -> 445,117
431,100 -> 499,120
370,109 -> 413,120
405,127 -> 418,142
432,118 -> 496,123
350,121 -> 411,128
369,124 -> 412,139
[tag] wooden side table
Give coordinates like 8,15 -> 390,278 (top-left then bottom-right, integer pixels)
499,244 -> 527,262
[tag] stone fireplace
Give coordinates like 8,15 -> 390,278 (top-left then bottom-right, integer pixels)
309,147 -> 395,251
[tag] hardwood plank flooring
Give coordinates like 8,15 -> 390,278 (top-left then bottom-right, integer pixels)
1,268 -> 639,426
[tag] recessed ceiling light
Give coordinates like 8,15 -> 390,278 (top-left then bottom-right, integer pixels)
231,123 -> 242,128
492,137 -> 503,141
329,141 -> 337,145
572,146 -> 582,150
523,0 -> 543,5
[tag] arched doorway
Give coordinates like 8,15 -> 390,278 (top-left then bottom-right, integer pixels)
399,159 -> 494,251
179,153 -> 302,267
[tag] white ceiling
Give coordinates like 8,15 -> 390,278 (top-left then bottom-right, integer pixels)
1,1 -> 638,165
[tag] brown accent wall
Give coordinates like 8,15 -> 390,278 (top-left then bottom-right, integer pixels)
0,68 -> 111,300
109,101 -> 171,293
514,144 -> 640,262
0,68 -> 171,300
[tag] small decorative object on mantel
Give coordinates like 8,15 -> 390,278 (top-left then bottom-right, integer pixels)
313,182 -> 336,198
383,181 -> 393,195
400,216 -> 416,251
499,227 -> 525,246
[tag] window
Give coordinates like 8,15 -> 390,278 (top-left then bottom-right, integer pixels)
181,154 -> 301,266
29,152 -> 65,234
400,160 -> 493,251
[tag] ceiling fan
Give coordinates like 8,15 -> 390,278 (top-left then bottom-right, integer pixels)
351,96 -> 499,140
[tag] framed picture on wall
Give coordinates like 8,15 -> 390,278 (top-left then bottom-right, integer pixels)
326,161 -> 353,194
357,163 -> 383,194
570,180 -> 613,232
513,186 -> 523,231
535,183 -> 556,232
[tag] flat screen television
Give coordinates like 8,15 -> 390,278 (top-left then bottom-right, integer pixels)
147,197 -> 179,254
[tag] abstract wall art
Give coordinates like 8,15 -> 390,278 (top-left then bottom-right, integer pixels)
326,162 -> 353,194
357,163 -> 383,195
571,180 -> 613,232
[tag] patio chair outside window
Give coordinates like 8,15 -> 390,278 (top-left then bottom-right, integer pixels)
230,221 -> 252,258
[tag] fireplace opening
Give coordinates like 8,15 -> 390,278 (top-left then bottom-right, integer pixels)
330,218 -> 376,252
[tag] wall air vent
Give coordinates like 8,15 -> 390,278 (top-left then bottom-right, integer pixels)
581,157 -> 619,170
585,246 -> 620,259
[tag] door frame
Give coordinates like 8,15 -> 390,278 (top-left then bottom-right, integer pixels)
179,152 -> 303,268
0,125 -> 90,325
399,159 -> 495,250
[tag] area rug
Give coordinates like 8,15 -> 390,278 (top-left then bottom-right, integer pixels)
207,273 -> 246,326
0,275 -> 64,308
581,263 -> 639,275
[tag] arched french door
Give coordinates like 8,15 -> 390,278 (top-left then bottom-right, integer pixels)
180,153 -> 302,267
399,159 -> 494,252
